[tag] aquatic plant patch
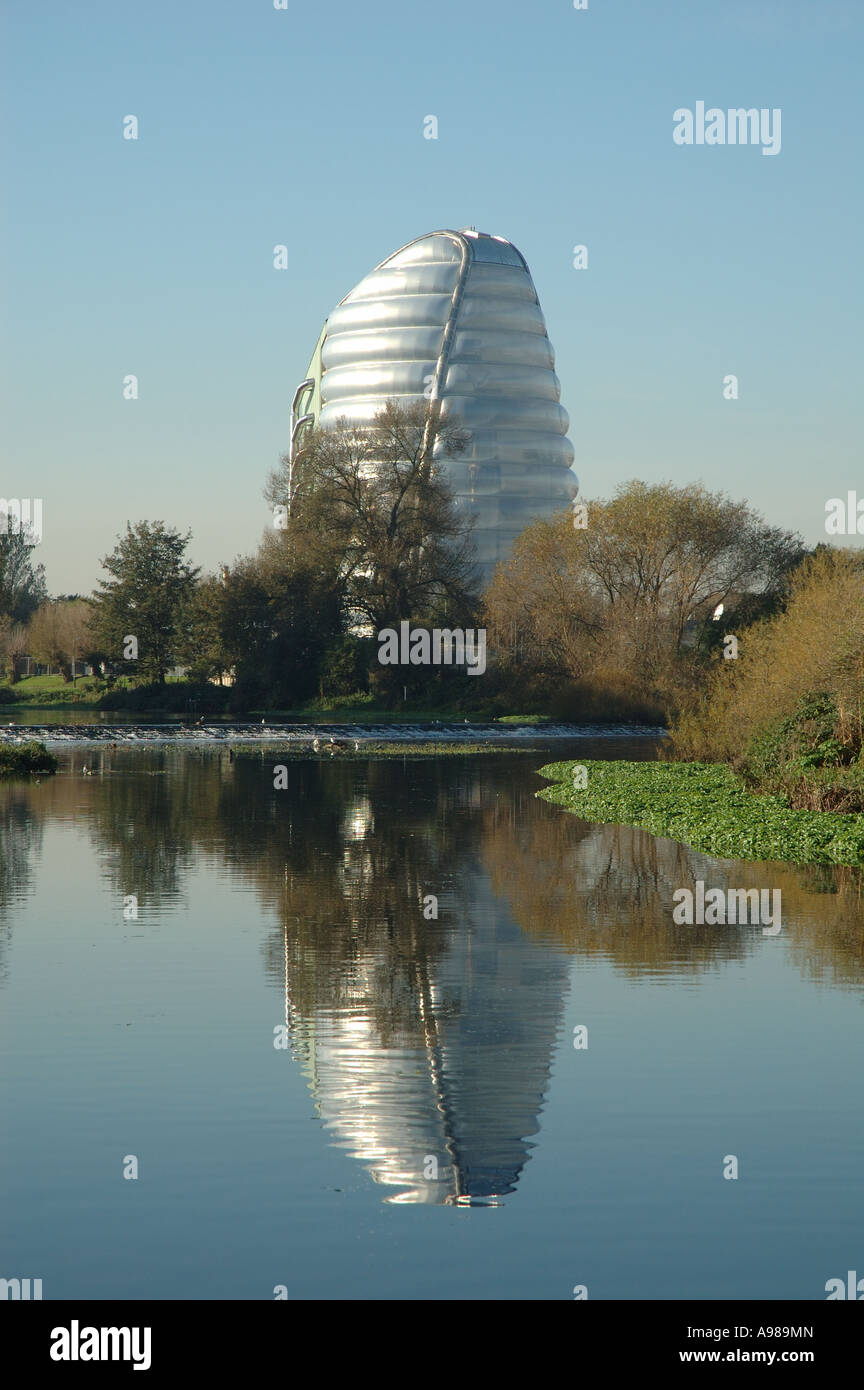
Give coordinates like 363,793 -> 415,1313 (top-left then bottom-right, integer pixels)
536,759 -> 864,866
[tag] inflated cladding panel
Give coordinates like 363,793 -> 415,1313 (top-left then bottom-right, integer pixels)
311,230 -> 577,578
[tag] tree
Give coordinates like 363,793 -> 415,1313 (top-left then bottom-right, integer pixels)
0,618 -> 30,683
28,603 -> 67,677
60,599 -> 98,679
670,546 -> 864,764
483,481 -> 804,713
265,400 -> 479,632
580,481 -> 804,659
90,522 -> 200,683
183,574 -> 233,685
29,600 -> 98,681
0,516 -> 47,625
209,539 -> 344,706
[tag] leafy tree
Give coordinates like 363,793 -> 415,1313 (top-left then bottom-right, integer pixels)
0,518 -> 47,625
90,522 -> 200,683
319,634 -> 372,699
184,575 -> 232,684
216,538 -> 343,706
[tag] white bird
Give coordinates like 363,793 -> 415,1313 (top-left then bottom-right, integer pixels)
82,764 -> 92,776
712,602 -> 724,621
312,737 -> 321,753
354,740 -> 360,752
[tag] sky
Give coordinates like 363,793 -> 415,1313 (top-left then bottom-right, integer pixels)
1,0 -> 860,594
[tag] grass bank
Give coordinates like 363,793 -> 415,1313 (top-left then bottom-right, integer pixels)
536,759 -> 864,865
0,741 -> 58,777
0,674 -> 104,707
0,676 -> 643,726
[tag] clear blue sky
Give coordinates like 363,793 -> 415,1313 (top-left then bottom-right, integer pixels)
2,0 -> 860,594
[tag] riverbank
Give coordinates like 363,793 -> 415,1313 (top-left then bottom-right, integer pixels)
537,759 -> 864,866
0,675 -> 670,728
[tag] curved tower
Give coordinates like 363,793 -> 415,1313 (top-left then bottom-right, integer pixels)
291,228 -> 577,584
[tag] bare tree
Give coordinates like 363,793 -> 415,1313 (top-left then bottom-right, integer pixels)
484,481 -> 804,707
265,400 -> 479,630
28,603 -> 68,679
0,618 -> 30,684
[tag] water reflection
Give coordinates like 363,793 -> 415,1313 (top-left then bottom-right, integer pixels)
0,789 -> 42,983
2,746 -> 864,1205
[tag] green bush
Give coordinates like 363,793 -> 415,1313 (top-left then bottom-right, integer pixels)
741,693 -> 864,811
319,636 -> 372,699
0,740 -> 58,776
98,681 -> 230,714
306,690 -> 375,712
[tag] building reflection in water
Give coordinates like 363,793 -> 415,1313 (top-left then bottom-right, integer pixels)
281,787 -> 573,1205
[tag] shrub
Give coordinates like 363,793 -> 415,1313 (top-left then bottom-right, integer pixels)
669,548 -> 864,763
0,740 -> 58,776
741,693 -> 864,812
98,681 -> 230,714
548,673 -> 666,726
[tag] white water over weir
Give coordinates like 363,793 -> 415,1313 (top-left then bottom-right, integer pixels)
0,722 -> 667,747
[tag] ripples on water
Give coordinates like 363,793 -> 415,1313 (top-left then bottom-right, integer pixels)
1,741 -> 862,1298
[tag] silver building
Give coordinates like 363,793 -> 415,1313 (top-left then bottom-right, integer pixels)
291,228 -> 578,585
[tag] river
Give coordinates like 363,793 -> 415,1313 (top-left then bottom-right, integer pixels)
1,738 -> 861,1299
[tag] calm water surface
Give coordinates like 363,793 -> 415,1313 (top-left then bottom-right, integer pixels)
1,741 -> 862,1300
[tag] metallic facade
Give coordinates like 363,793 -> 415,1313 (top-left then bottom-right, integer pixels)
292,228 -> 577,583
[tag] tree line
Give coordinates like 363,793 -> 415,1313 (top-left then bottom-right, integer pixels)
1,404 -> 820,721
